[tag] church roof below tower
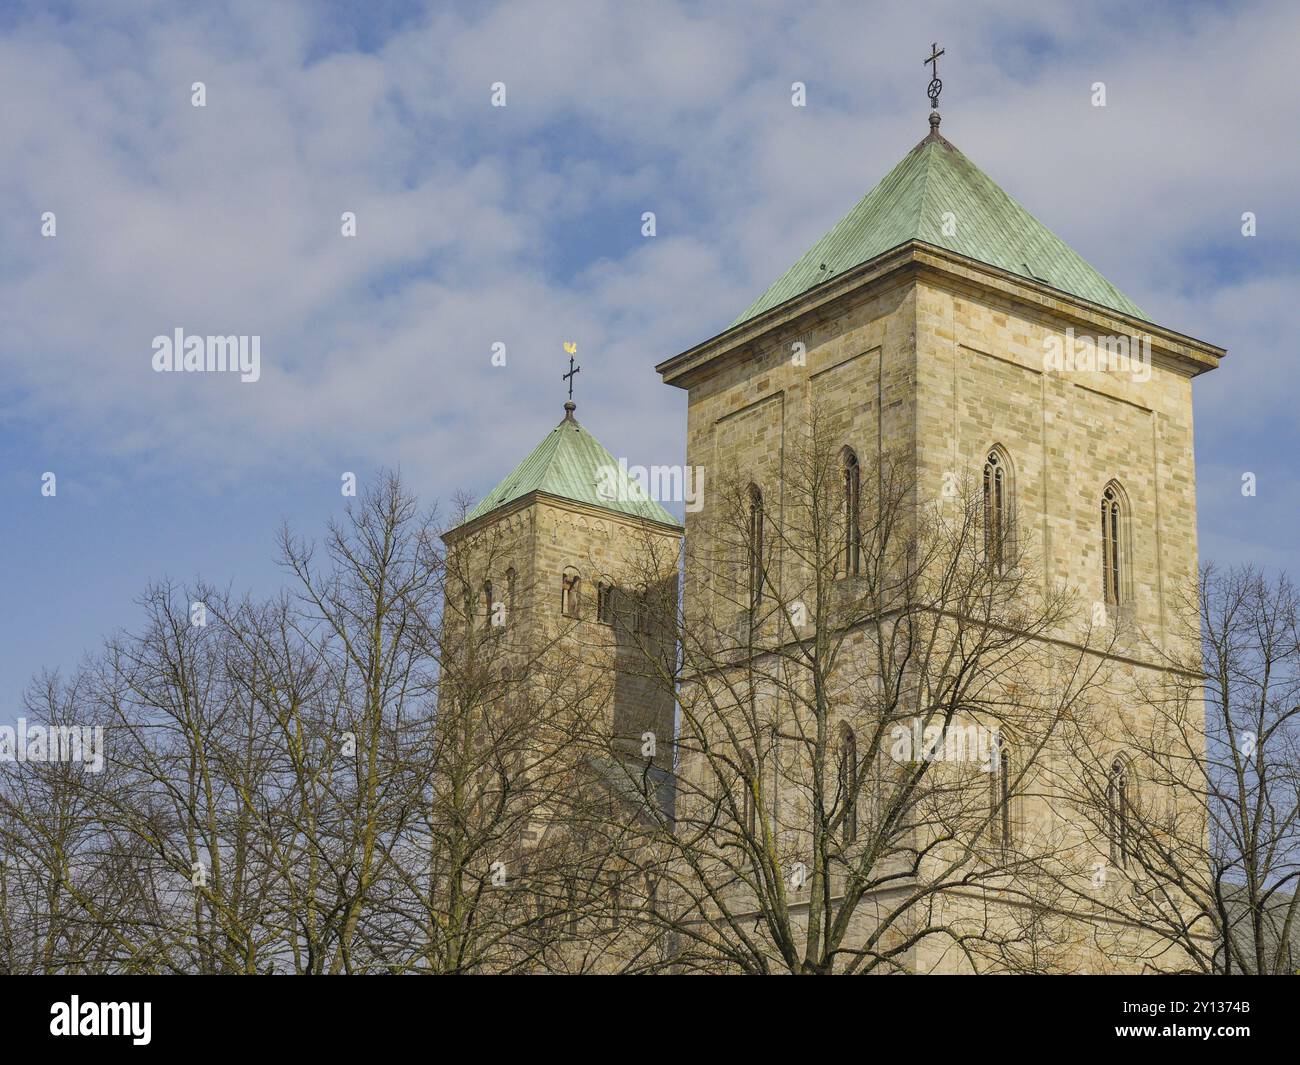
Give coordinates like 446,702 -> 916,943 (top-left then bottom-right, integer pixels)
733,117 -> 1145,326
459,403 -> 680,529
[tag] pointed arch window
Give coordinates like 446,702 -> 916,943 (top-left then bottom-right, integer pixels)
1101,483 -> 1126,606
561,567 -> 581,619
1107,757 -> 1130,867
740,752 -> 757,835
747,485 -> 764,611
504,566 -> 516,626
839,723 -> 859,844
481,579 -> 494,619
983,447 -> 1012,574
842,448 -> 861,577
767,720 -> 784,825
990,732 -> 1012,852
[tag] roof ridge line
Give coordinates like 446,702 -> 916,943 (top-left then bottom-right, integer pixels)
915,136 -> 942,240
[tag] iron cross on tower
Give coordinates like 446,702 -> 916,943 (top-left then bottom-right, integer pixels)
924,42 -> 945,110
562,344 -> 580,401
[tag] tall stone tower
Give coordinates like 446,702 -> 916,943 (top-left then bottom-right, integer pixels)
655,110 -> 1224,972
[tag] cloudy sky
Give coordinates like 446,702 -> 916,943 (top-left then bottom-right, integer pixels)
1,0 -> 1296,714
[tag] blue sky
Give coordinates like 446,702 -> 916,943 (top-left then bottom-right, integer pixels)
1,0 -> 1297,717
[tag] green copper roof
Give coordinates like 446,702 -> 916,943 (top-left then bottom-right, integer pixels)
734,122 -> 1145,326
461,404 -> 680,528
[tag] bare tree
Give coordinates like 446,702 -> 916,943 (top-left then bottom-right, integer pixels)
0,473 -> 643,973
11,465 -> 1288,975
611,410 -> 1114,973
1055,565 -> 1300,973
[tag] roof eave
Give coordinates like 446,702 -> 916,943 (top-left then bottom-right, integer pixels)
444,488 -> 684,545
442,491 -> 536,544
655,240 -> 1225,389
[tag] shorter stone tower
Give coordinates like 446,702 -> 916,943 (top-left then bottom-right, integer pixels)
443,400 -> 683,776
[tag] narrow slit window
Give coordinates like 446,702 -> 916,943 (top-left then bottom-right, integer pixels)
843,449 -> 861,576
983,449 -> 1011,574
1102,485 -> 1124,606
741,752 -> 757,835
1108,758 -> 1130,867
748,486 -> 764,611
990,733 -> 1012,852
840,724 -> 858,844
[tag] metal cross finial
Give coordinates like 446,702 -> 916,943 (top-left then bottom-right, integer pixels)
562,342 -> 580,402
924,42 -> 945,110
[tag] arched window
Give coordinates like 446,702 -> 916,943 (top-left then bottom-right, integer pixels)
634,583 -> 652,634
596,579 -> 614,624
1107,757 -> 1130,867
561,567 -> 581,618
990,732 -> 1012,852
747,485 -> 764,611
983,446 -> 1012,574
839,723 -> 858,844
505,566 -> 516,622
842,448 -> 861,577
609,880 -> 622,930
482,579 -> 495,623
764,717 -> 785,832
740,752 -> 757,835
1101,482 -> 1127,606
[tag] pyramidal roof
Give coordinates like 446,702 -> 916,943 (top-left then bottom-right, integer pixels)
734,117 -> 1145,326
460,403 -> 680,529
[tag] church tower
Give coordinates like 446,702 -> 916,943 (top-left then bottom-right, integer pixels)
435,399 -> 683,971
444,399 -> 683,776
655,85 -> 1224,972
661,107 -> 1221,625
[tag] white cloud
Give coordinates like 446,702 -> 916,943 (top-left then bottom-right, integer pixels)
0,0 -> 1294,535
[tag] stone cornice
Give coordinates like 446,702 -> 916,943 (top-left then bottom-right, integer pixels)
656,240 -> 1225,390
443,489 -> 684,545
